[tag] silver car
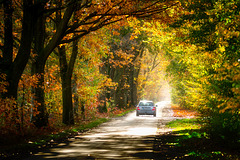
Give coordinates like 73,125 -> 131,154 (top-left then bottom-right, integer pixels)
136,100 -> 156,117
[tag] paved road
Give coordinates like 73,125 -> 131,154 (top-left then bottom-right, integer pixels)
25,101 -> 176,160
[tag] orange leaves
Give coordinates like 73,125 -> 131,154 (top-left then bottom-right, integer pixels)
19,74 -> 41,89
0,97 -> 17,134
171,105 -> 200,118
70,0 -> 180,40
130,34 -> 135,40
233,72 -> 240,82
112,30 -> 120,36
107,50 -> 135,68
0,73 -> 8,93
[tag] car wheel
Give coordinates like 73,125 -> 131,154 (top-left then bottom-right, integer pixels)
136,112 -> 139,116
153,113 -> 156,117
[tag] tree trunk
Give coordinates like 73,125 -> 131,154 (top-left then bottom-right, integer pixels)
129,64 -> 137,106
31,61 -> 49,127
58,24 -> 81,125
62,74 -> 74,125
30,1 -> 76,127
3,0 -> 13,70
98,91 -> 108,113
58,46 -> 74,125
31,2 -> 49,128
1,0 -> 14,98
72,75 -> 79,115
1,0 -> 35,101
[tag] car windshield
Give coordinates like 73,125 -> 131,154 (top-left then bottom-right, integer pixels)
139,102 -> 154,106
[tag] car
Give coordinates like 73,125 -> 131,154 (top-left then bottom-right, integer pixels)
136,100 -> 156,117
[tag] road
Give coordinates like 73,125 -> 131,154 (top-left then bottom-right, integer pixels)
25,101 -> 176,160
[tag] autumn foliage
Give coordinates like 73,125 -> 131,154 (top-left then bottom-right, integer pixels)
164,0 -> 240,142
171,105 -> 200,118
0,0 -> 239,149
0,0 -> 180,145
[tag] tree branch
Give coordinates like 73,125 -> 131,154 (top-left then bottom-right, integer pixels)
60,15 -> 126,44
94,1 -> 179,19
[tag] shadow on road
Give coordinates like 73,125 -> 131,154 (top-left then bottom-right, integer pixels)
22,102 -> 179,160
25,134 -> 156,160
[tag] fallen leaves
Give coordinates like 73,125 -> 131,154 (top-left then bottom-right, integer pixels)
171,105 -> 200,118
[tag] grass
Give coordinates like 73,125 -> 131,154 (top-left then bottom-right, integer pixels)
167,118 -> 202,131
155,118 -> 240,159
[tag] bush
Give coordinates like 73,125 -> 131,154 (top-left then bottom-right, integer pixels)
206,111 -> 240,147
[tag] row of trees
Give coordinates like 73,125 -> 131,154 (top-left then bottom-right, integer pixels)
164,0 -> 240,143
2,0 -> 238,144
100,21 -> 167,111
0,0 -> 176,136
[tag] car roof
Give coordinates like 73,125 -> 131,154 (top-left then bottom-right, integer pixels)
139,100 -> 153,102
139,100 -> 153,103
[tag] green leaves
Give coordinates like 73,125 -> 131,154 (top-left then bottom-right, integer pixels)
166,0 -> 240,142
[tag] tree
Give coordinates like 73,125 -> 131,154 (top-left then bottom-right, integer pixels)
0,0 -> 37,100
100,24 -> 145,109
168,0 -> 240,142
30,0 -> 180,126
0,0 -> 180,128
128,19 -> 170,102
100,19 -> 170,109
0,1 -> 44,129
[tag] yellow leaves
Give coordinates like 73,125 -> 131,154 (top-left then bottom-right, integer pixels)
232,31 -> 240,37
218,98 -> 240,113
232,88 -> 240,94
233,61 -> 239,67
215,1 -> 224,10
0,38 -> 3,48
219,45 -> 225,53
166,8 -> 176,17
130,35 -> 135,40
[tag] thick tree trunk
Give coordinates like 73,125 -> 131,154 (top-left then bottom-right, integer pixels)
0,1 -> 16,99
59,34 -> 80,125
1,0 -> 35,100
58,46 -> 74,125
31,2 -> 49,128
3,0 -> 13,69
61,75 -> 74,125
30,1 -> 76,127
31,61 -> 48,127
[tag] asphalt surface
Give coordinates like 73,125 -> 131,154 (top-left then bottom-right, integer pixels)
25,101 -> 176,160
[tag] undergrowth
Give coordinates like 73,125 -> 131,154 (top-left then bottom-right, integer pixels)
162,118 -> 240,159
0,108 -> 135,159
